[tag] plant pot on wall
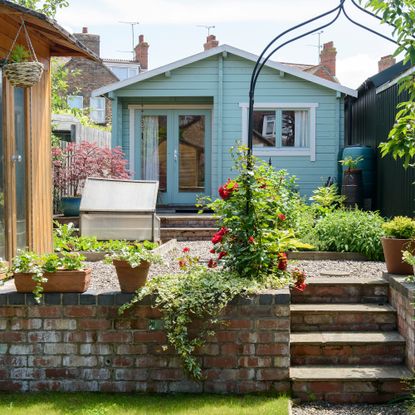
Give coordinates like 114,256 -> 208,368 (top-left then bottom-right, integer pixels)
14,268 -> 92,293
3,61 -> 43,88
113,260 -> 150,292
61,196 -> 82,217
381,238 -> 415,275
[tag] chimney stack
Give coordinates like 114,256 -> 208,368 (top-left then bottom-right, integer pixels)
74,27 -> 100,56
204,34 -> 219,51
320,41 -> 337,76
378,55 -> 396,73
134,34 -> 149,70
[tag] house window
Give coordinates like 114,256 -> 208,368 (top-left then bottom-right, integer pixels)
241,103 -> 318,161
67,95 -> 83,110
90,97 -> 106,124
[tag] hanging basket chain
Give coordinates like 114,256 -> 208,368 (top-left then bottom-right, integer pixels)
3,17 -> 43,88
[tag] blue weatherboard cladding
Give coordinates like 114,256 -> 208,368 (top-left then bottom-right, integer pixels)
111,53 -> 345,202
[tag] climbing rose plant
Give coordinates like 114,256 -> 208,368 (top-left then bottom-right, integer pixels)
200,146 -> 302,285
52,141 -> 131,196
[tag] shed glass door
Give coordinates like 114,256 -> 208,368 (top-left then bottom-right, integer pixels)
136,109 -> 210,205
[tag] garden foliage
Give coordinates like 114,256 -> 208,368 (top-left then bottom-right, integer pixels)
382,216 -> 415,239
313,209 -> 385,260
52,141 -> 131,197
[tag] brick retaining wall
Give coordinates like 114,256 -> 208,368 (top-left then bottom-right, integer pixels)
385,273 -> 415,369
0,286 -> 290,393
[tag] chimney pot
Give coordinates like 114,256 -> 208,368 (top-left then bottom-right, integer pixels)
319,41 -> 337,76
82,27 -> 88,34
134,33 -> 149,70
378,55 -> 396,72
204,34 -> 219,51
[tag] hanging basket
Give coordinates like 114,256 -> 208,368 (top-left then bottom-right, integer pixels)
3,18 -> 44,88
3,61 -> 44,88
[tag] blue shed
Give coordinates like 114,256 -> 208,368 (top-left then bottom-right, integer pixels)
93,44 -> 357,206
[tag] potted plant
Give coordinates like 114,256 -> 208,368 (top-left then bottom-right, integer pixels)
339,155 -> 364,208
3,44 -> 44,88
12,251 -> 91,302
105,242 -> 160,292
0,260 -> 8,280
382,216 -> 415,275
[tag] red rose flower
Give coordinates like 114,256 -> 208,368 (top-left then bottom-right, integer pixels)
218,185 -> 230,200
277,252 -> 288,271
211,233 -> 223,244
208,259 -> 218,268
294,282 -> 307,292
218,179 -> 238,200
182,247 -> 190,253
278,213 -> 286,221
218,251 -> 227,260
178,259 -> 187,269
210,248 -> 216,254
248,236 -> 255,244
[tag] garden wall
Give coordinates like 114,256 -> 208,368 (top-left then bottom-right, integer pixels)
386,273 -> 415,369
0,288 -> 290,393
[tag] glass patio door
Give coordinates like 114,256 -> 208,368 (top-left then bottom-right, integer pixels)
136,109 -> 210,205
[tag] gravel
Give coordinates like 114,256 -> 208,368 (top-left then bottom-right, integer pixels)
87,240 -> 387,292
292,402 -> 411,415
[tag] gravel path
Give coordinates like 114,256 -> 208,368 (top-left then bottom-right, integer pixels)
292,402 -> 410,415
87,240 -> 387,292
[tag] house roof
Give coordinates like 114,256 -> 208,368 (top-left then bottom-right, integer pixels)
0,0 -> 99,61
92,44 -> 357,98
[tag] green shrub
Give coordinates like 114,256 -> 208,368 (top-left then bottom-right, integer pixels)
382,216 -> 415,239
314,209 -> 385,260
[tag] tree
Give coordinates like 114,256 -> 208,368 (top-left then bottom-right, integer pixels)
364,0 -> 415,168
10,0 -> 69,18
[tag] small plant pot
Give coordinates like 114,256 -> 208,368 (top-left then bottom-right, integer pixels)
381,237 -> 415,275
113,260 -> 150,292
14,269 -> 92,293
61,196 -> 82,217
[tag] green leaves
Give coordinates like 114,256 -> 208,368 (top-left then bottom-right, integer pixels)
382,215 -> 415,238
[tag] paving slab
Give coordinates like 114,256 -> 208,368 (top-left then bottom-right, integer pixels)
290,304 -> 395,312
290,331 -> 405,344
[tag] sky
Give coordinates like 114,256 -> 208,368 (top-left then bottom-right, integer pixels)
56,0 -> 400,89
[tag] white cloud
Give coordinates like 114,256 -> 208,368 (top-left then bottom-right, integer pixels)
337,54 -> 379,89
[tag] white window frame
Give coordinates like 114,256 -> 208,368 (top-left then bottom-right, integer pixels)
239,102 -> 318,162
67,95 -> 84,110
90,97 -> 106,124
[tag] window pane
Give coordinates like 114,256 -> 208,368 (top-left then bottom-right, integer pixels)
110,66 -> 128,80
67,95 -> 83,110
281,110 -> 295,147
179,115 -> 205,193
90,98 -> 106,124
141,116 -> 167,192
253,110 -> 275,147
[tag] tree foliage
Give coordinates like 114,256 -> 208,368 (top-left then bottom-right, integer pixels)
364,0 -> 415,168
10,0 -> 69,18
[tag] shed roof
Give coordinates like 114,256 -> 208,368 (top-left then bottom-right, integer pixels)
92,44 -> 357,98
0,0 -> 99,61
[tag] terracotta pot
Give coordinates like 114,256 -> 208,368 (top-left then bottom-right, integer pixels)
14,268 -> 92,293
381,237 -> 415,275
113,260 -> 150,292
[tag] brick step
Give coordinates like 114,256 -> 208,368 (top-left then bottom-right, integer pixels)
291,278 -> 388,304
291,304 -> 396,332
160,215 -> 217,229
291,332 -> 405,365
161,228 -> 215,242
290,365 -> 411,403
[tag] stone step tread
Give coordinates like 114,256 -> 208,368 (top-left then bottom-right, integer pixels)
159,215 -> 214,219
303,277 -> 388,285
291,304 -> 395,313
290,365 -> 411,381
290,331 -> 405,345
161,227 -> 216,231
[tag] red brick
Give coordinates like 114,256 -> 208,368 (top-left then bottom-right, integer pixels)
112,357 -> 135,367
238,356 -> 272,368
11,319 -> 42,330
308,381 -> 344,393
78,319 -> 111,330
133,331 -> 166,343
291,345 -> 321,356
256,344 -> 288,355
133,307 -> 162,319
221,343 -> 242,355
63,331 -> 97,343
0,308 -> 25,317
0,332 -> 26,342
226,320 -> 252,329
381,380 -> 407,393
64,306 -> 96,318
28,306 -> 62,318
150,368 -> 183,381
256,368 -> 288,381
214,332 -> 238,342
0,381 -> 27,392
116,344 -> 147,355
135,356 -> 167,368
238,381 -> 270,393
204,356 -> 237,368
98,332 -> 132,343
257,319 -> 289,330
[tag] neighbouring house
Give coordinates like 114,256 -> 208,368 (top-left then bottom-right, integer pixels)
0,0 -> 97,260
345,55 -> 414,217
64,28 -> 149,125
93,35 -> 356,207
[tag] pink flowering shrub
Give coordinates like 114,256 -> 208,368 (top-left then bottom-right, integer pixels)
52,141 -> 131,196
